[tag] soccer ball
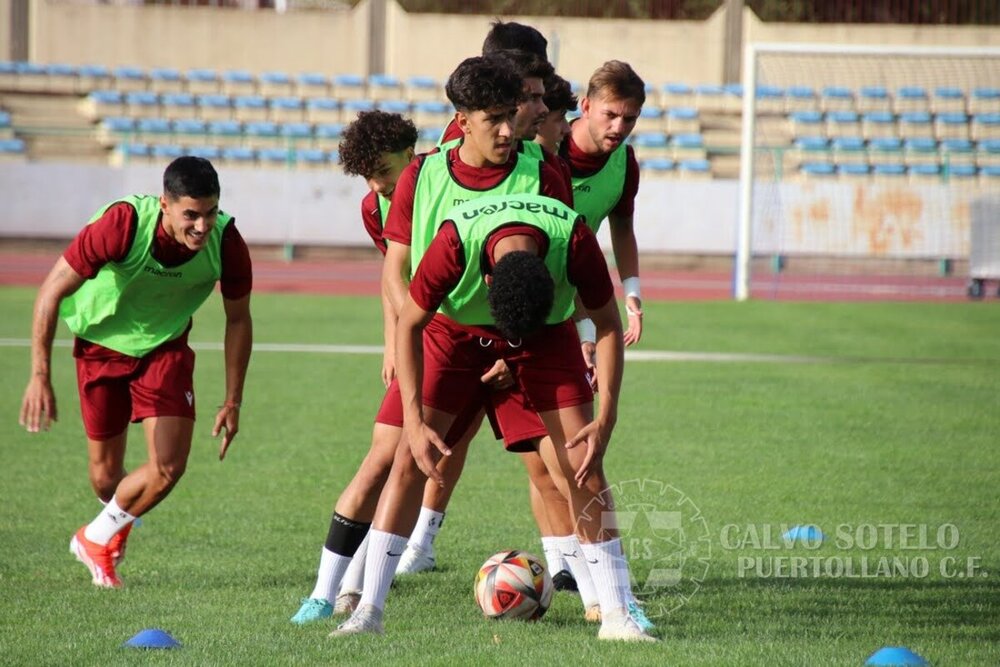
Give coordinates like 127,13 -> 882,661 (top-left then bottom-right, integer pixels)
474,550 -> 553,621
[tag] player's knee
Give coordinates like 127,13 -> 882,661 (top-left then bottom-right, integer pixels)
153,458 -> 188,491
88,465 -> 123,500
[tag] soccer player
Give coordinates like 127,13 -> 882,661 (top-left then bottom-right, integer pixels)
482,18 -> 548,58
560,60 -> 646,348
332,193 -> 655,642
18,156 -> 253,589
535,72 -> 578,155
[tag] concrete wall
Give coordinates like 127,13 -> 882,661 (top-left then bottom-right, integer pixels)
24,1 -> 999,87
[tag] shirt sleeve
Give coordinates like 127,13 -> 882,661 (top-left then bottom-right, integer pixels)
220,222 -> 253,300
610,145 -> 640,219
382,157 -> 422,246
62,202 -> 136,279
361,191 -> 388,255
540,161 -> 573,208
408,222 -> 464,312
567,220 -> 614,310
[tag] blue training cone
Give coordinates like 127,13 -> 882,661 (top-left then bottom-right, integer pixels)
782,524 -> 825,543
865,646 -> 928,666
123,628 -> 181,649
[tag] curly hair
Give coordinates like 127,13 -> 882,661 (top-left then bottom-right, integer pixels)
488,251 -> 554,340
338,110 -> 418,178
543,73 -> 578,113
482,20 -> 547,59
446,55 -> 526,113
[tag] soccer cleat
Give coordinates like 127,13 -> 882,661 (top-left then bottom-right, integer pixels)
395,543 -> 435,575
598,608 -> 659,642
628,599 -> 656,632
328,603 -> 384,637
109,523 -> 133,568
290,597 -> 333,625
551,569 -> 579,593
69,526 -> 122,589
584,604 -> 602,623
334,591 -> 361,616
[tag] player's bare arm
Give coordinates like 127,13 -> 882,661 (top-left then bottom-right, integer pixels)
607,211 -> 643,346
19,257 -> 85,433
214,293 -> 252,460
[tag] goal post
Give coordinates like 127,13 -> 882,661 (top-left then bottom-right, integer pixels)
735,43 -> 1000,301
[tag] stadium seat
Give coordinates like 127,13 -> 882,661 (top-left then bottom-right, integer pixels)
868,137 -> 903,165
789,110 -> 823,138
413,100 -> 452,130
0,110 -> 12,139
0,137 -> 26,156
858,85 -> 891,114
862,111 -> 896,140
280,122 -> 313,148
197,93 -> 232,121
125,91 -> 160,119
694,84 -> 726,114
666,107 -> 699,135
405,75 -> 440,103
837,163 -> 870,178
931,86 -> 966,114
187,145 -> 222,160
149,67 -> 184,95
160,92 -> 198,121
369,73 -> 403,102
940,138 -> 975,165
327,150 -> 340,164
820,86 -> 854,113
46,64 -> 79,94
269,96 -> 305,124
80,90 -> 125,120
903,137 -> 938,166
946,163 -> 978,180
332,74 -> 367,101
306,98 -> 341,125
662,83 -> 694,109
110,142 -> 152,167
78,64 -> 112,94
377,99 -> 411,115
791,136 -> 830,167
755,85 -> 785,115
678,158 -> 712,179
417,126 -> 443,153
222,70 -> 256,97
95,117 -> 136,148
908,163 -> 941,183
898,111 -> 934,139
671,133 -> 707,161
977,138 -> 1000,166
172,118 -> 208,144
258,146 -> 292,167
935,112 -> 970,141
314,123 -> 345,150
296,147 -> 330,168
800,161 -> 836,179
894,86 -> 928,114
151,143 -> 185,161
221,146 -> 256,166
259,71 -> 294,98
341,98 -> 376,121
832,136 -> 867,164
137,117 -> 172,143
969,87 -> 1000,115
233,94 -> 268,123
785,85 -> 818,113
207,119 -> 243,147
296,73 -> 329,100
872,162 -> 906,181
638,106 -> 665,132
639,157 -> 675,178
630,132 -> 669,159
243,120 -> 281,148
0,62 -> 17,90
979,164 -> 1000,183
186,68 -> 220,95
114,66 -> 147,93
826,110 -> 860,139
971,112 -> 1000,141
15,62 -> 48,93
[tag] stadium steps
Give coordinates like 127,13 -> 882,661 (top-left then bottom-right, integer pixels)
0,93 -> 105,160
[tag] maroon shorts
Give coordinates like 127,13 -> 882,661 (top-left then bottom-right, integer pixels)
74,337 -> 196,440
422,317 -> 593,451
375,376 -> 485,447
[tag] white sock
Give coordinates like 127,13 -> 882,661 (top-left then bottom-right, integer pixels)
580,538 -> 630,617
84,496 -> 135,545
408,507 -> 444,552
555,535 -> 600,609
309,547 -> 353,603
541,536 -> 568,574
339,532 -> 368,595
360,529 -> 408,612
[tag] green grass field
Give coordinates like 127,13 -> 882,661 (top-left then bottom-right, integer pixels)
1,286 -> 999,666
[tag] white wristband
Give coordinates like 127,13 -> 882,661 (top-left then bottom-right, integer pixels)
575,318 -> 596,344
622,276 -> 641,300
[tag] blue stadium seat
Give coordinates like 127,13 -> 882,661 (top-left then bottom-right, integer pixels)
306,97 -> 340,124
150,67 -> 183,94
207,120 -> 243,146
862,110 -> 896,140
837,163 -> 870,177
114,66 -> 147,93
280,122 -> 313,145
187,68 -> 220,95
15,62 -> 48,92
160,92 -> 197,119
342,99 -> 376,118
125,91 -> 160,118
631,131 -> 669,159
0,61 -> 17,89
222,70 -> 256,96
972,112 -> 1000,141
946,163 -> 977,179
233,94 -> 268,122
81,90 -> 125,120
112,142 -> 152,166
821,85 -> 854,112
666,106 -> 699,134
270,96 -> 305,123
45,63 -> 79,94
328,150 -> 340,163
332,74 -> 366,101
903,137 -> 938,166
172,118 -> 208,141
899,111 -> 933,139
909,163 -> 941,181
369,73 -> 402,102
315,122 -> 345,149
859,85 -> 891,114
785,85 -> 817,112
895,86 -> 928,113
832,136 -> 866,164
197,93 -> 231,121
826,110 -> 860,138
979,164 -> 1000,180
694,84 -> 726,113
296,148 -> 329,166
377,99 -> 411,114
800,162 -> 835,177
873,162 -> 906,178
0,137 -> 26,153
137,117 -> 172,141
932,86 -> 965,114
96,116 -> 135,147
259,71 -> 294,97
187,145 -> 222,160
977,138 -> 1000,166
405,75 -> 440,102
221,146 -> 256,164
244,120 -> 281,147
789,110 -> 823,138
79,64 -> 112,92
413,100 -> 451,129
151,143 -> 185,160
934,112 -> 969,141
671,133 -> 706,160
971,87 -> 1000,114
678,158 -> 712,178
297,72 -> 329,99
662,82 -> 694,107
640,157 -> 675,175
258,147 -> 292,166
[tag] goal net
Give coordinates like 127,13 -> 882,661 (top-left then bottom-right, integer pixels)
736,44 -> 1000,301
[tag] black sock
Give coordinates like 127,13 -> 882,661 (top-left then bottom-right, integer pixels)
324,512 -> 371,557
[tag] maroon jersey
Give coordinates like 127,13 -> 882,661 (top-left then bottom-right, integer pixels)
360,190 -> 388,255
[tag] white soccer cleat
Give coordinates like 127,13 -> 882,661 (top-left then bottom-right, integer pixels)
597,608 -> 659,642
333,591 -> 361,616
395,544 -> 435,575
328,603 -> 384,637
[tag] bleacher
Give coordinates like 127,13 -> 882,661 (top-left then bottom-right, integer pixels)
1,61 -> 1000,182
